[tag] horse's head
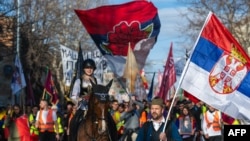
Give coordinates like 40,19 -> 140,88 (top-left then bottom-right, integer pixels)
88,79 -> 113,134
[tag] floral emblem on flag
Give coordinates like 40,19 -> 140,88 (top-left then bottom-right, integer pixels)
209,46 -> 248,94
100,21 -> 153,56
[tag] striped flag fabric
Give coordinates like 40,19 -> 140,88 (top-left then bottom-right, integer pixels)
180,12 -> 250,120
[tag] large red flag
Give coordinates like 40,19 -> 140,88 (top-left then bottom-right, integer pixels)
75,1 -> 160,77
157,43 -> 176,101
42,70 -> 59,105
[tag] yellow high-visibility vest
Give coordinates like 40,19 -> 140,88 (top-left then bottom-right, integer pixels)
54,117 -> 63,134
29,114 -> 39,135
232,119 -> 240,125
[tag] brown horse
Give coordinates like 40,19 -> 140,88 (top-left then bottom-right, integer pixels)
77,80 -> 115,141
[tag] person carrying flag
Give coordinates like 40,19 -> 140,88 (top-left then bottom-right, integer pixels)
136,97 -> 182,141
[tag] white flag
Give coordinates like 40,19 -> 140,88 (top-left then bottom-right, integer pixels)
60,45 -> 78,86
11,55 -> 26,94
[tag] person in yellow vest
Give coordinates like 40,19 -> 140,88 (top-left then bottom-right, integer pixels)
29,105 -> 39,141
116,103 -> 126,140
0,106 -> 6,141
1,104 -> 12,141
202,105 -> 222,141
51,105 -> 64,141
35,99 -> 59,141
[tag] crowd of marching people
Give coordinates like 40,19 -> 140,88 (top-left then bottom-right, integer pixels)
0,58 -> 247,141
0,95 -> 245,141
0,100 -> 76,141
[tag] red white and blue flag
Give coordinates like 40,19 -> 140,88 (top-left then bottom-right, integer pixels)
180,12 -> 250,120
75,1 -> 161,77
11,55 -> 26,95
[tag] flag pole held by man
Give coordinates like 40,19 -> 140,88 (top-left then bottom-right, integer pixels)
136,97 -> 182,141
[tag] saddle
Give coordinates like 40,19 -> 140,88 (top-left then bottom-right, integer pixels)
69,109 -> 85,141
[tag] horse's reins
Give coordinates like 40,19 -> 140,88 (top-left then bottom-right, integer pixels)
83,92 -> 112,141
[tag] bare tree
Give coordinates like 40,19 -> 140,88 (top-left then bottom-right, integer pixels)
178,0 -> 250,53
1,0 -> 109,104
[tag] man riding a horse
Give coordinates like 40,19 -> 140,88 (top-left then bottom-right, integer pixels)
69,59 -> 117,141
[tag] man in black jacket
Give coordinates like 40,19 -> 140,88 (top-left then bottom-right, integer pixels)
136,97 -> 182,141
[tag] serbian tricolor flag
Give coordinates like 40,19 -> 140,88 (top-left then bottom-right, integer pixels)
180,12 -> 250,120
75,1 -> 161,77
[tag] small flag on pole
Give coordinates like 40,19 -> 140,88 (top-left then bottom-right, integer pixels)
11,55 -> 26,95
123,43 -> 139,94
42,70 -> 59,105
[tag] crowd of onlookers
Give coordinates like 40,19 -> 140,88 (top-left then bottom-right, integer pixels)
0,95 -> 248,141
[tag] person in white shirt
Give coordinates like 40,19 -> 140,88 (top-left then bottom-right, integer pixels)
70,58 -> 97,107
35,99 -> 59,141
136,97 -> 182,141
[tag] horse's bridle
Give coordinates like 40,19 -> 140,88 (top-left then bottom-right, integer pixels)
92,92 -> 109,123
83,92 -> 112,141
